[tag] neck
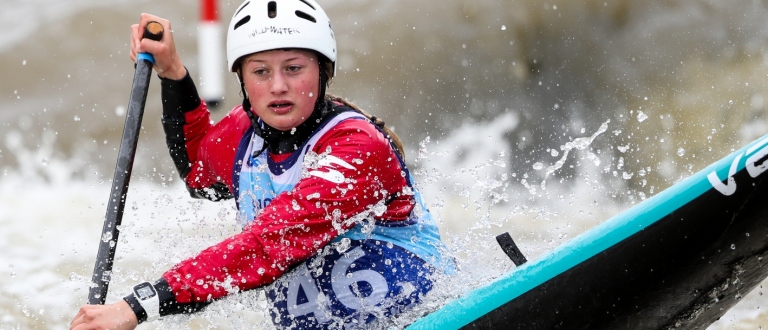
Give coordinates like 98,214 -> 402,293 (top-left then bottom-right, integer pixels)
259,102 -> 325,154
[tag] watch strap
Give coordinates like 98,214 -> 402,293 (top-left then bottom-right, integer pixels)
123,294 -> 148,324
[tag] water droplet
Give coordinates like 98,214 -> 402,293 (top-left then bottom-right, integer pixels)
101,232 -> 112,243
637,111 -> 648,122
501,25 -> 507,31
677,148 -> 686,157
532,162 -> 544,170
309,92 -> 314,97
74,115 -> 80,122
336,238 -> 351,253
306,192 -> 320,200
731,244 -> 736,250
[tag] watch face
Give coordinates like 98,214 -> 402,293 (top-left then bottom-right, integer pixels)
135,283 -> 156,300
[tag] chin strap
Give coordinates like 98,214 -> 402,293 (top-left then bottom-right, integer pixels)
238,74 -> 268,158
238,76 -> 261,135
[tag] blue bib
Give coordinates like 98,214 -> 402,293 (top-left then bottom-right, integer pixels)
266,240 -> 435,329
232,109 -> 454,328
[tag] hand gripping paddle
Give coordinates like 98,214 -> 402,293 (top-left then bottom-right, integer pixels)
87,21 -> 163,305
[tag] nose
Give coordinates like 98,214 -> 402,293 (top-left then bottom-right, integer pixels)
270,71 -> 288,95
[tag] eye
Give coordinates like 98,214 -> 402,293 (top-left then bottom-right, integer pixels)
286,65 -> 302,73
253,68 -> 269,75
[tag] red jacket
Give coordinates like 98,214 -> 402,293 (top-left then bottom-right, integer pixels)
160,100 -> 415,305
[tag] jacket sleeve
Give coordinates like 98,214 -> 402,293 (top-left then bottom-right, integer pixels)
159,119 -> 415,308
160,71 -> 248,201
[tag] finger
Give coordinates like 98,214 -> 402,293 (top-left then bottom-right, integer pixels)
69,307 -> 88,329
139,13 -> 170,37
130,24 -> 140,49
129,24 -> 140,62
136,17 -> 171,55
139,38 -> 160,55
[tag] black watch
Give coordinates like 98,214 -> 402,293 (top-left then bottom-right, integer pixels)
132,282 -> 160,320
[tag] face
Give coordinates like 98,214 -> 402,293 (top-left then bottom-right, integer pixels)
240,49 -> 320,131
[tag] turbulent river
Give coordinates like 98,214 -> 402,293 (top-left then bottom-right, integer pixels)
2,0 -> 768,328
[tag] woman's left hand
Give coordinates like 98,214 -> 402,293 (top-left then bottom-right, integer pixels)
69,300 -> 138,330
129,13 -> 186,80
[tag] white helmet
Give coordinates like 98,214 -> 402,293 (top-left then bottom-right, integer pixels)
227,0 -> 337,75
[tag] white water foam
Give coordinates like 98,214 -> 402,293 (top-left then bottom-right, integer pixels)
2,0 -> 767,327
1,113 -> 767,328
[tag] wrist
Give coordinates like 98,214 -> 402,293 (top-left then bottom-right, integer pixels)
116,299 -> 140,327
158,64 -> 187,81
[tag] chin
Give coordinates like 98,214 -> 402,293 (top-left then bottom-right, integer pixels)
271,121 -> 300,131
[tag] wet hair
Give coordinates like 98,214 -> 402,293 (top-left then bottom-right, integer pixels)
325,93 -> 406,160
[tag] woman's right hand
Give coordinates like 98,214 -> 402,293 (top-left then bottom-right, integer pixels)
69,300 -> 138,330
130,13 -> 187,80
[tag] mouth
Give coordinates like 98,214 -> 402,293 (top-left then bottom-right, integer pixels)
269,101 -> 294,109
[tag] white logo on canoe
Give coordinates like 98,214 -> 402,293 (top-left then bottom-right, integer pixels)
308,155 -> 356,184
708,136 -> 768,196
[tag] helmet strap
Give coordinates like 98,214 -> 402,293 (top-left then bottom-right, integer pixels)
237,71 -> 264,138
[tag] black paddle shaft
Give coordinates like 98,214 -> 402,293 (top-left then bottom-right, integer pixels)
88,22 -> 163,305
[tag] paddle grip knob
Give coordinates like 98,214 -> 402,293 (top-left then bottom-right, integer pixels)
142,21 -> 164,41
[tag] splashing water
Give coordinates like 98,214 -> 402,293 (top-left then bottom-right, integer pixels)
539,120 -> 610,190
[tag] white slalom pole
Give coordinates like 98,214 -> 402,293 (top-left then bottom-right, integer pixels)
198,0 -> 225,108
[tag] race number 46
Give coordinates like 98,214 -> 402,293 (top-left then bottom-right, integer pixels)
286,247 -> 390,322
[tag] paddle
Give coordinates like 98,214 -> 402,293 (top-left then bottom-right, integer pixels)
87,21 -> 164,305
